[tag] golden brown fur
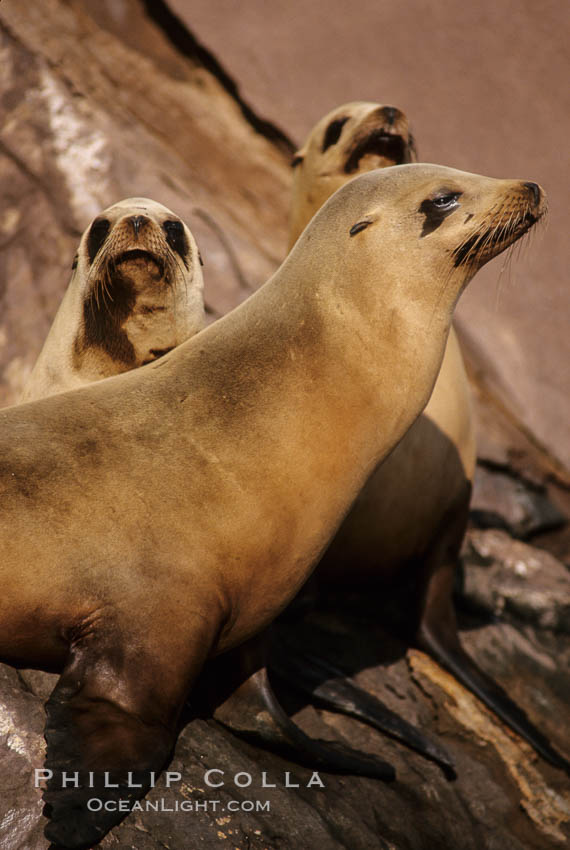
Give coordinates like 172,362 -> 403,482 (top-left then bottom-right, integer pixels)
0,166 -> 544,847
283,117 -> 566,778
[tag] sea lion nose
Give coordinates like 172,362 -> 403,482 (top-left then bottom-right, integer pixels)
382,106 -> 400,126
523,182 -> 541,206
129,215 -> 149,236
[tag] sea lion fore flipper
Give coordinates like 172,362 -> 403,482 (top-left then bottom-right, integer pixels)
42,642 -> 177,848
40,610 -> 217,850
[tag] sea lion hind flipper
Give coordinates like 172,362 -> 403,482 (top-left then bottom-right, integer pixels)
269,650 -> 456,779
415,503 -> 570,776
41,648 -> 177,849
419,622 -> 570,776
214,666 -> 395,780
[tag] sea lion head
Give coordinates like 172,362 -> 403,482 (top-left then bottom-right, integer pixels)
293,164 -> 546,321
72,197 -> 205,371
290,101 -> 417,246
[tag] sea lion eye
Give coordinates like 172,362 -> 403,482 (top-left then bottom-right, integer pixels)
322,116 -> 349,152
419,192 -> 462,237
430,192 -> 461,210
87,218 -> 110,263
163,220 -> 188,260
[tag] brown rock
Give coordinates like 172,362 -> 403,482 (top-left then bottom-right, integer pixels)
461,529 -> 570,632
470,465 -> 567,540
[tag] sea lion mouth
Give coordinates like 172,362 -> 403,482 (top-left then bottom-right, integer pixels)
344,129 -> 411,173
114,249 -> 165,275
141,346 -> 174,365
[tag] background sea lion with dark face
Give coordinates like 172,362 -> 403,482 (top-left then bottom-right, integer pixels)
21,197 -> 205,402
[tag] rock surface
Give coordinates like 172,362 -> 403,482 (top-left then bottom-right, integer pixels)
461,529 -> 570,632
0,2 -> 568,849
470,465 -> 567,540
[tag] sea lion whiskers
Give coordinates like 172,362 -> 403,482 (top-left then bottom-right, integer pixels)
428,199 -> 492,327
91,256 -> 116,316
498,211 -> 545,301
88,227 -> 182,319
159,239 -> 204,346
453,184 -> 545,268
494,207 -> 526,306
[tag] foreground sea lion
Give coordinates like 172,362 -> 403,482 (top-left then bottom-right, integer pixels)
274,102 -> 569,776
21,198 -> 205,401
0,165 -> 545,847
16,191 -> 433,774
15,188 -> 443,779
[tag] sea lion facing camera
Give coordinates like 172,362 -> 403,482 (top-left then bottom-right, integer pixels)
272,103 -> 568,776
21,197 -> 205,401
0,166 -> 546,847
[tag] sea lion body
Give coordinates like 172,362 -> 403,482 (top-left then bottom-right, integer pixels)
322,325 -> 474,583
21,198 -> 205,402
0,165 -> 544,847
278,109 -> 568,779
289,102 -> 475,585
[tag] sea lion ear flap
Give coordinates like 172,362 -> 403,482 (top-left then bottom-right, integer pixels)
408,131 -> 419,163
71,253 -> 79,271
291,149 -> 305,168
349,217 -> 375,237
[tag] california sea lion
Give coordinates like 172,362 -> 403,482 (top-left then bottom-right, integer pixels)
16,192 -> 415,774
276,102 -> 566,774
289,100 -> 417,243
21,197 -> 205,402
0,165 -> 545,847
